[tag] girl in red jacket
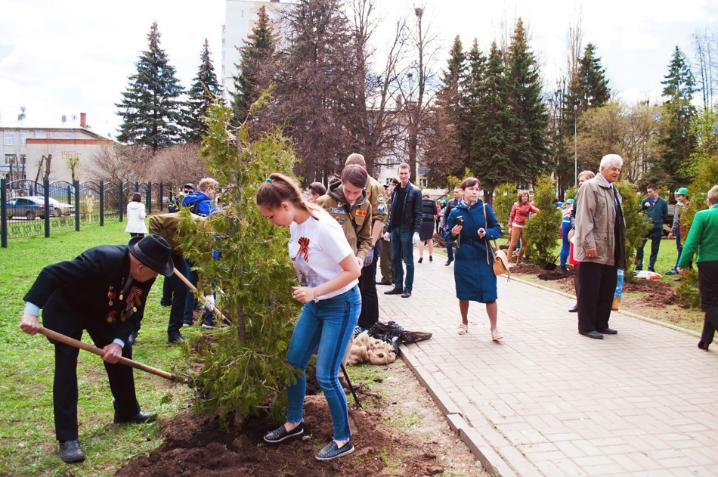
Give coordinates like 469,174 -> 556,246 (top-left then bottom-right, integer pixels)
507,191 -> 540,264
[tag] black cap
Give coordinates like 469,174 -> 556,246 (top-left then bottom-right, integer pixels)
183,182 -> 195,191
128,235 -> 174,277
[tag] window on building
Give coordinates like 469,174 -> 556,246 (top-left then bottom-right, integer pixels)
19,133 -> 28,144
5,153 -> 17,164
36,131 -> 47,139
4,133 -> 15,146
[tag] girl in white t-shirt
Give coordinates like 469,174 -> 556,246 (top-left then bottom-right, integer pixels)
256,173 -> 362,461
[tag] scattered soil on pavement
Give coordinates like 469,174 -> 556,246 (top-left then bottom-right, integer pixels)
116,361 -> 486,476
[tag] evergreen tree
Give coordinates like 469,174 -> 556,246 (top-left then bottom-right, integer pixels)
470,42 -> 513,197
458,40 -> 485,171
184,39 -> 223,143
524,175 -> 562,267
576,43 -> 610,110
656,46 -> 697,192
116,22 -> 184,151
425,35 -> 466,184
180,93 -> 300,421
232,5 -> 276,124
505,18 -> 549,182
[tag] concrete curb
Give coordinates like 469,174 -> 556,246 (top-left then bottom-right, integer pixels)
401,345 -> 518,477
509,275 -> 701,338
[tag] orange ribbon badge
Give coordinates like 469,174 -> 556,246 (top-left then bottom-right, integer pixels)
294,237 -> 310,262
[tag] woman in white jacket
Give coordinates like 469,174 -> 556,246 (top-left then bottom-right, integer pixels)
125,193 -> 148,238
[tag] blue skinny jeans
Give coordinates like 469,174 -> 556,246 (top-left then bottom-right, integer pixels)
286,286 -> 361,441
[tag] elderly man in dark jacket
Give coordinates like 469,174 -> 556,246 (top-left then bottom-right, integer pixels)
383,162 -> 422,298
19,235 -> 174,463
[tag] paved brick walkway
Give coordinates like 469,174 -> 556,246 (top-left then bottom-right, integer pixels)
379,260 -> 718,477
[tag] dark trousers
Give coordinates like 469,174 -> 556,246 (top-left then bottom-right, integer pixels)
161,276 -> 173,305
446,236 -> 454,262
48,323 -> 140,442
379,238 -> 393,284
391,229 -> 414,292
167,255 -> 188,336
636,230 -> 662,271
698,261 -> 718,345
673,234 -> 683,270
578,262 -> 618,332
358,243 -> 380,329
183,258 -> 198,324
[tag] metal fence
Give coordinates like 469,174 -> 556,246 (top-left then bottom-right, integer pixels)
1,178 -> 177,247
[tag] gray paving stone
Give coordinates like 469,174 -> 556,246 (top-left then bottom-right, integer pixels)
383,258 -> 717,476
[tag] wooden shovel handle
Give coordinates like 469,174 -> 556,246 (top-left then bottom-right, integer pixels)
173,266 -> 229,323
37,326 -> 181,382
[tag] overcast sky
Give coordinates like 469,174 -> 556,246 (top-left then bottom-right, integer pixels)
1,0 -> 716,139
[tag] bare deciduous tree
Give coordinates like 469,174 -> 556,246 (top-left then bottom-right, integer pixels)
147,143 -> 207,185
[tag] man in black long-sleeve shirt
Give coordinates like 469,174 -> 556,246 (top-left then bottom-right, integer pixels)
384,163 -> 422,298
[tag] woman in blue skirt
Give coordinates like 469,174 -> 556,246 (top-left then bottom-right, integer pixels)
444,177 -> 503,339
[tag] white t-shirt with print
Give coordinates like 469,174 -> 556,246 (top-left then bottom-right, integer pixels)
288,209 -> 357,300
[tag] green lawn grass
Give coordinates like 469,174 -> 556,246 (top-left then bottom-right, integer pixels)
0,220 -> 195,476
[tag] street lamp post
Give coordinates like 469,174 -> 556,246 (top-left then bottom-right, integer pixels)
573,104 -> 578,188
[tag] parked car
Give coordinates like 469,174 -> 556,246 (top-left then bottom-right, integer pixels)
5,196 -> 74,220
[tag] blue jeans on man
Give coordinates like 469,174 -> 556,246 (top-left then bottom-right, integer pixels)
390,229 -> 414,292
285,286 -> 360,441
636,228 -> 662,271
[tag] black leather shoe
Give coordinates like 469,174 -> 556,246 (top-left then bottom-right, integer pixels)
418,257 -> 423,263
59,440 -> 85,463
579,330 -> 604,339
168,333 -> 185,344
376,280 -> 393,285
114,411 -> 157,424
597,328 -> 618,335
384,288 -> 403,295
401,291 -> 412,298
698,341 -> 710,351
568,304 -> 578,313
445,259 -> 453,266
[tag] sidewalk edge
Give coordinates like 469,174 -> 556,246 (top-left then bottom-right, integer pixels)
401,345 -> 518,477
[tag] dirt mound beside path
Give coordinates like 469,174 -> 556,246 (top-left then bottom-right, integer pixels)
116,394 -> 445,477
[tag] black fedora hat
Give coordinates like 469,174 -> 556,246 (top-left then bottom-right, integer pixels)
128,235 -> 174,277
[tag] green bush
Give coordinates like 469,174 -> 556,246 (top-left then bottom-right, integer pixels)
615,181 -> 651,280
677,269 -> 701,308
493,183 -> 517,230
524,175 -> 562,267
178,94 -> 302,423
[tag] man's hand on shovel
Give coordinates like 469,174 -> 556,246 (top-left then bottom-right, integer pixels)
102,343 -> 123,364
20,314 -> 41,335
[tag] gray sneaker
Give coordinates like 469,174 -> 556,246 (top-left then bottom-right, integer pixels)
315,439 -> 355,461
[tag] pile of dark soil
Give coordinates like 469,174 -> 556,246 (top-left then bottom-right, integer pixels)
623,279 -> 677,307
117,392 -> 446,476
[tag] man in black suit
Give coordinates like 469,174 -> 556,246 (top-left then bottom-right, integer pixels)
19,234 -> 174,463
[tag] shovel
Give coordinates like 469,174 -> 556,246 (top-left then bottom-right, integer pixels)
37,326 -> 190,384
173,266 -> 229,324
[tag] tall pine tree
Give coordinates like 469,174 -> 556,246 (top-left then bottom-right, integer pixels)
183,39 -> 222,143
232,5 -> 276,124
470,42 -> 513,197
576,43 -> 610,110
656,46 -> 697,192
505,18 -> 548,182
116,22 -> 184,151
459,39 -> 485,167
425,35 -> 466,184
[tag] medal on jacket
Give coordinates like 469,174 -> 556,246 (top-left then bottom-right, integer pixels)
107,286 -> 116,307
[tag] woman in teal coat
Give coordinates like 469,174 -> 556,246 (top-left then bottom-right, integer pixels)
443,177 -> 503,339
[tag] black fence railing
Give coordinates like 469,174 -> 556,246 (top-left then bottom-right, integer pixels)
1,179 -> 177,247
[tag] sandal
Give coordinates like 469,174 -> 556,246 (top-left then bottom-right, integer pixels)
491,329 -> 503,342
457,323 -> 468,335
